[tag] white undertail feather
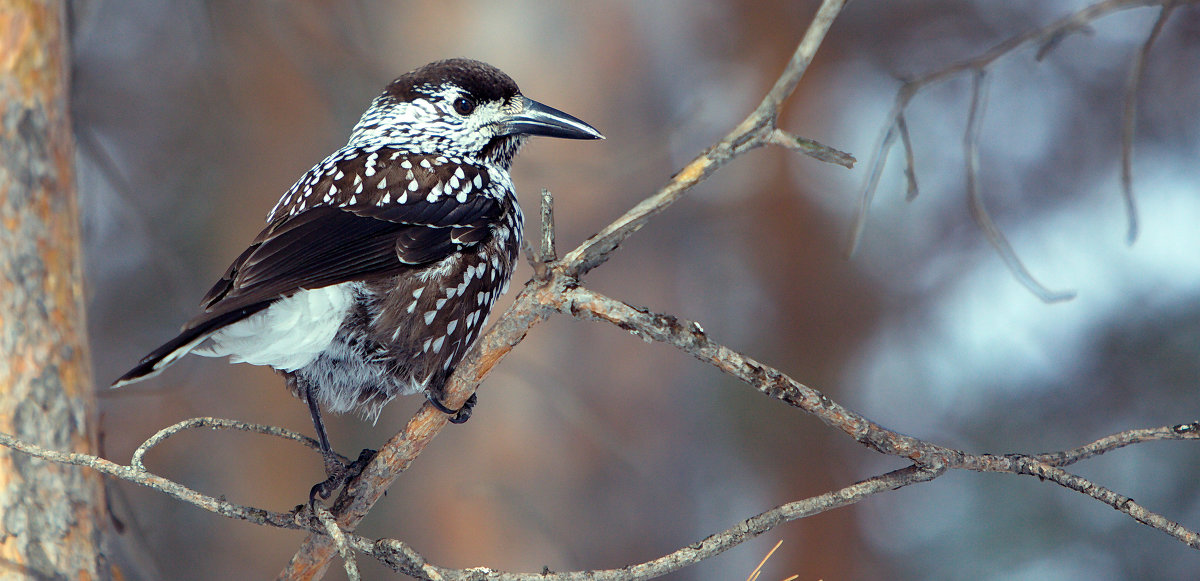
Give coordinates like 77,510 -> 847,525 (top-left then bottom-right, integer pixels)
193,284 -> 355,371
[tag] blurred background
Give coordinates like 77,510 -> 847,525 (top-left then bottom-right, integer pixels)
72,1 -> 1200,579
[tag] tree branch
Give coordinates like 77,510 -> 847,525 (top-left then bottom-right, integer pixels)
846,0 -> 1193,299
560,0 -> 851,278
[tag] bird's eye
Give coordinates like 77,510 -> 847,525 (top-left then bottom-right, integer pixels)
453,96 -> 476,115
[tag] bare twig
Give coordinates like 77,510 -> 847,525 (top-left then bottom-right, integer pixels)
767,129 -> 855,168
1121,1 -> 1178,244
848,0 -> 1192,293
131,416 -> 332,471
315,505 -> 360,581
0,430 -> 302,530
1035,422 -> 1200,466
551,285 -> 1200,551
963,70 -> 1076,303
561,0 -> 851,278
896,113 -> 918,201
362,465 -> 943,580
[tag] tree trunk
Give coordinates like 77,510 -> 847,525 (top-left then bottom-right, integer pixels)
0,1 -> 105,578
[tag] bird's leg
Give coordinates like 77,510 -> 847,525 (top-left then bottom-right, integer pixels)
425,391 -> 478,424
306,383 -> 374,506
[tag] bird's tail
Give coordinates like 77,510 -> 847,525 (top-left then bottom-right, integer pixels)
111,303 -> 270,388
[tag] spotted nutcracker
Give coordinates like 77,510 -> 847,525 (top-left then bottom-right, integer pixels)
113,58 -> 603,500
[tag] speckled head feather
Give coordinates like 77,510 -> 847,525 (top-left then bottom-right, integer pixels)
384,59 -> 520,104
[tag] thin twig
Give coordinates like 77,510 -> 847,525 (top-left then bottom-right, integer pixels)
896,112 -> 918,201
848,0 -> 1191,281
1035,422 -> 1200,466
0,430 -> 302,529
963,70 -> 1075,303
959,452 -> 1200,548
845,121 -> 897,257
1121,1 -> 1177,244
131,416 -> 330,471
315,505 -> 360,581
562,0 -> 849,278
364,465 -> 942,580
555,285 -> 954,464
549,284 -> 1200,550
767,129 -> 855,168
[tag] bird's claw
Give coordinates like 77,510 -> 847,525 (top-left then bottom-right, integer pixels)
308,448 -> 376,509
426,392 -> 478,423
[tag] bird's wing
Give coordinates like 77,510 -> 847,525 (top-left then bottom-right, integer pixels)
113,193 -> 502,388
196,193 -> 503,319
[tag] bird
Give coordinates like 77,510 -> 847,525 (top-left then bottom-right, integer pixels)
112,58 -> 603,502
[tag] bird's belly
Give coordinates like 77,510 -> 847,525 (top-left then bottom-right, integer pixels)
193,284 -> 355,371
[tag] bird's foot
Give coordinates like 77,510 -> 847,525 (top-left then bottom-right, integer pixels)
308,448 -> 376,509
426,392 -> 478,424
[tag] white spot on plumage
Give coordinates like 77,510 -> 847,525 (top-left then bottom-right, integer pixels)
473,174 -> 483,188
422,338 -> 432,352
436,298 -> 447,309
335,170 -> 344,180
431,336 -> 445,353
446,320 -> 458,334
423,310 -> 436,325
412,288 -> 424,298
399,192 -> 408,203
408,180 -> 419,192
380,192 -> 390,204
400,159 -> 412,169
420,159 -> 432,169
454,167 -> 465,180
378,177 -> 387,189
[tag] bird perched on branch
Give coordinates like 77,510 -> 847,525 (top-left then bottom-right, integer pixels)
113,58 -> 603,501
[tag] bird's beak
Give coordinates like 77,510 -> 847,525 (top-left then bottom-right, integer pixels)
501,96 -> 604,140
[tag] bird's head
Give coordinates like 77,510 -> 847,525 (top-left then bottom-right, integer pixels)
348,59 -> 603,168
